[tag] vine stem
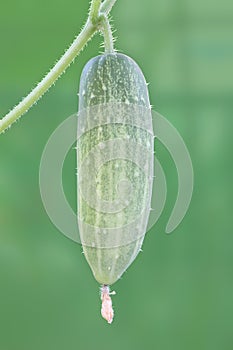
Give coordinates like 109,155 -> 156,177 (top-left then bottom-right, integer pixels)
89,0 -> 102,24
100,15 -> 114,53
0,0 -> 117,134
100,0 -> 117,14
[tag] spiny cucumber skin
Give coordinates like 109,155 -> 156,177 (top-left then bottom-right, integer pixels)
79,53 -> 149,110
77,53 -> 153,285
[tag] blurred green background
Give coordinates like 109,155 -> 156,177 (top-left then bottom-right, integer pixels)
0,0 -> 232,349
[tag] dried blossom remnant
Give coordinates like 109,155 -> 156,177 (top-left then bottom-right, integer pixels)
100,285 -> 116,324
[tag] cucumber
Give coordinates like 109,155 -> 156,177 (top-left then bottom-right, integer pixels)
77,53 -> 153,287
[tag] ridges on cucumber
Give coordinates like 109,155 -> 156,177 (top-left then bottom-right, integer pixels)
77,53 -> 154,323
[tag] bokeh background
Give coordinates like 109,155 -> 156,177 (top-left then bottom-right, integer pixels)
0,0 -> 232,349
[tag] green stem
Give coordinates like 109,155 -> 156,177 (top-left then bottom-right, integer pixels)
0,0 -> 117,134
0,20 -> 95,133
100,0 -> 117,15
89,0 -> 102,24
100,15 -> 114,53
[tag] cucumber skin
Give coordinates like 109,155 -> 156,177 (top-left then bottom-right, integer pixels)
77,53 -> 153,285
78,53 -> 150,110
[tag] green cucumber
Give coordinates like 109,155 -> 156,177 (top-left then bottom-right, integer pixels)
77,53 -> 153,286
